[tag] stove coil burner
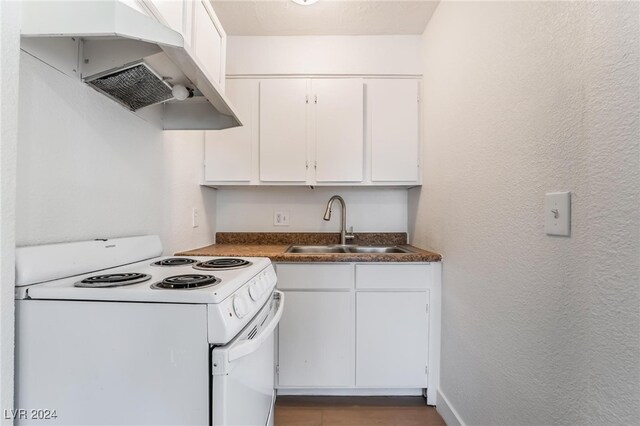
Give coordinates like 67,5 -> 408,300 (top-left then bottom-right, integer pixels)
193,258 -> 252,271
75,273 -> 151,288
151,258 -> 198,267
151,274 -> 221,290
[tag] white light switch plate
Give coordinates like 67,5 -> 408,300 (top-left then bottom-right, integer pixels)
544,192 -> 571,236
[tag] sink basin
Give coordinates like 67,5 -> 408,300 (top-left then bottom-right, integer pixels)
285,245 -> 412,254
345,246 -> 412,254
286,245 -> 348,254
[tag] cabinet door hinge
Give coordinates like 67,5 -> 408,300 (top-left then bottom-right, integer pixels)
425,366 -> 428,375
426,304 -> 429,314
276,365 -> 280,375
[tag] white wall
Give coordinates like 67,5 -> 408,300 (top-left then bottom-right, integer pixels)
0,1 -> 20,420
227,35 -> 422,75
162,131 -> 216,253
410,1 -> 639,425
16,52 -> 215,255
216,187 -> 407,233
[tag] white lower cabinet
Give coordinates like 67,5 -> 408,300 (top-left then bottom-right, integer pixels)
356,291 -> 429,388
275,262 -> 441,404
277,291 -> 354,388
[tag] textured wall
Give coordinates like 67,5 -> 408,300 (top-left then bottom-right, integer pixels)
410,1 -> 639,425
16,52 -> 215,255
0,0 -> 20,419
216,187 -> 407,233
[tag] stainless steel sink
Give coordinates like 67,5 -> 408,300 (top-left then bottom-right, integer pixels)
345,246 -> 412,254
285,245 -> 348,254
285,245 -> 412,254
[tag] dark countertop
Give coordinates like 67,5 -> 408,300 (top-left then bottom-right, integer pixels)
176,233 -> 442,263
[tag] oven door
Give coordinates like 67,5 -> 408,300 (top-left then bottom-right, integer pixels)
211,291 -> 284,426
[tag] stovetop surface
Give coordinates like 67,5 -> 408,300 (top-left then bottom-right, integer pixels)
18,256 -> 272,304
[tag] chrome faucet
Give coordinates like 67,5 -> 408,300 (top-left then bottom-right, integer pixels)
323,195 -> 355,245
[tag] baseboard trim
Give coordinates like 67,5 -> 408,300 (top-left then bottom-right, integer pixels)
276,388 -> 422,396
436,389 -> 465,426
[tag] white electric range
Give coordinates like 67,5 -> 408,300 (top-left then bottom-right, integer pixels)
14,235 -> 283,426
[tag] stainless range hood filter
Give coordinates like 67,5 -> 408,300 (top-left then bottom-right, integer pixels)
85,62 -> 173,111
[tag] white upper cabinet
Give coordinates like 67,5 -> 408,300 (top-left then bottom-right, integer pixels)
368,79 -> 420,183
260,78 -> 364,184
313,79 -> 364,183
259,79 -> 309,182
204,79 -> 257,182
192,0 -> 225,88
144,0 -> 184,34
203,77 -> 420,187
142,0 -> 226,89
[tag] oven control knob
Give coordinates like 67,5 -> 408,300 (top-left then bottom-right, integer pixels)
249,282 -> 261,301
233,295 -> 249,318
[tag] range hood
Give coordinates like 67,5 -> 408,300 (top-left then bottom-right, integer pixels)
20,0 -> 242,130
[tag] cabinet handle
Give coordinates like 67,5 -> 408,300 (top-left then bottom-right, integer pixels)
314,95 -> 317,104
305,95 -> 309,104
305,161 -> 309,170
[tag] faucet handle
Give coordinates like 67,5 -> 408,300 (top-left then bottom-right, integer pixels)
346,226 -> 355,241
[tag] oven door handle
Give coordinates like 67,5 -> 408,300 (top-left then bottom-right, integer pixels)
227,290 -> 285,362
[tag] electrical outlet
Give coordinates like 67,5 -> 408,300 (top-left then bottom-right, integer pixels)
192,208 -> 199,228
274,210 -> 290,226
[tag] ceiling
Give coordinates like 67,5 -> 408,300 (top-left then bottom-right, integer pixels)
210,0 -> 440,36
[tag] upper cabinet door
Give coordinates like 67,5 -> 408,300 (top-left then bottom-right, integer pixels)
193,0 -> 225,88
145,0 -> 184,34
313,79 -> 364,183
204,79 -> 257,182
259,79 -> 308,182
368,79 -> 420,182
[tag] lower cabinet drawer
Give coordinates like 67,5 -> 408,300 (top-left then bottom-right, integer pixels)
276,263 -> 353,290
355,264 -> 433,290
